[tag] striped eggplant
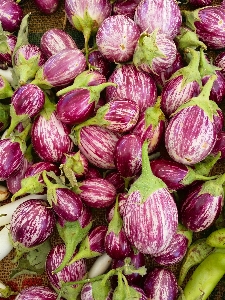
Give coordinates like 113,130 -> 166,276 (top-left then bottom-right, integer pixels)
106,193 -> 127,223
74,99 -> 139,133
132,101 -> 166,153
54,205 -> 92,273
130,286 -> 147,300
56,84 -> 115,126
112,0 -> 141,19
161,48 -> 201,117
73,125 -> 121,169
65,0 -> 112,55
165,76 -> 219,165
123,141 -> 178,255
180,174 -> 225,232
42,170 -> 83,222
0,0 -> 23,32
31,110 -> 73,163
214,51 -> 225,78
150,157 -> 218,191
96,15 -> 140,63
46,243 -> 87,299
74,177 -> 116,208
33,0 -> 59,14
183,4 -> 225,49
143,268 -> 178,300
69,225 -> 108,262
6,84 -> 45,136
0,32 -> 17,67
40,28 -> 77,59
31,49 -> 86,89
114,134 -> 142,180
152,224 -> 193,266
85,166 -> 102,179
81,281 -> 112,300
13,44 -> 46,85
105,171 -> 125,194
211,131 -> 225,159
15,286 -> 58,300
133,31 -> 177,76
189,0 -> 212,7
0,75 -> 13,100
10,199 -> 56,250
88,50 -> 114,78
134,0 -> 182,40
0,103 -> 10,132
106,64 -> 157,113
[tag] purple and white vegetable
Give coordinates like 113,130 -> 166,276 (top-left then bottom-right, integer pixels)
15,286 -> 58,300
134,0 -> 182,40
123,141 -> 178,255
74,177 -> 116,208
88,50 -> 114,78
81,280 -> 112,300
112,0 -> 141,19
74,125 -> 121,169
143,268 -> 179,300
214,51 -> 225,77
0,0 -> 23,32
105,172 -> 125,194
0,32 -> 17,67
106,193 -> 127,223
106,64 -> 157,113
96,15 -> 140,63
31,48 -> 86,89
33,0 -> 59,14
211,131 -> 225,159
189,0 -> 212,7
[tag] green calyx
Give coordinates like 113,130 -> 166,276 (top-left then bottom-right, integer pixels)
181,166 -> 218,187
92,280 -> 112,300
170,48 -> 202,90
0,284 -> 17,298
39,92 -> 56,120
198,173 -> 225,198
175,26 -> 207,51
107,195 -> 123,236
0,103 -> 10,132
9,122 -> 31,154
193,152 -> 221,176
30,67 -> 53,90
177,223 -> 193,247
128,140 -> 167,203
199,48 -> 221,78
0,75 -> 13,99
133,30 -> 166,74
143,98 -> 166,130
182,9 -> 201,32
5,105 -> 30,137
0,23 -> 11,56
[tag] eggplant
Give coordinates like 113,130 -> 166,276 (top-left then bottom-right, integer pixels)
85,166 -> 102,180
33,0 -> 59,14
73,125 -> 121,169
96,15 -> 140,63
106,64 -> 157,113
81,281 -> 112,300
46,243 -> 87,300
74,178 -> 116,208
189,0 -> 212,7
31,48 -> 86,89
105,171 -> 125,194
134,0 -> 182,40
106,193 -> 127,223
88,50 -> 114,77
214,51 -> 225,78
143,268 -> 178,300
40,28 -> 77,59
0,0 -> 23,32
123,141 -> 178,255
211,131 -> 225,159
112,0 -> 141,19
15,286 -> 58,300
0,31 -> 17,67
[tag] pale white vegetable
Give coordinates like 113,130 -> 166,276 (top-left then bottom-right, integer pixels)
0,226 -> 13,261
0,194 -> 47,226
0,185 -> 10,201
0,68 -> 14,84
88,253 -> 112,278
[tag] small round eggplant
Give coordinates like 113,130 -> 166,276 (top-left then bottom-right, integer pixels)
88,50 -> 114,77
112,0 -> 141,19
33,0 -> 59,14
15,286 -> 58,300
0,33 -> 17,67
0,0 -> 23,32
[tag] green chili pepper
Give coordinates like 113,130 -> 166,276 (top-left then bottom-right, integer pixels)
206,228 -> 225,248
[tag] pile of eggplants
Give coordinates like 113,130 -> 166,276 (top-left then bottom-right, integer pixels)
1,0 -> 225,299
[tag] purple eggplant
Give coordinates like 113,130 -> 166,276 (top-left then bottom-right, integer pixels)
0,75 -> 14,99
106,193 -> 127,223
106,64 -> 157,113
74,99 -> 139,133
211,131 -> 225,159
180,174 -> 225,232
189,0 -> 212,7
105,171 -> 125,194
214,51 -> 225,78
96,15 -> 140,63
13,44 -> 46,85
40,28 -> 77,59
81,281 -> 112,300
33,0 -> 59,14
69,225 -> 108,263
143,268 -> 178,300
85,166 -> 102,180
74,178 -> 116,208
10,199 -> 55,253
31,48 -> 86,89
152,224 -> 192,266
65,0 -> 112,55
114,134 -> 142,180
0,32 -> 17,67
134,0 -> 182,40
123,141 -> 178,255
46,243 -> 87,299
31,108 -> 73,163
133,31 -> 177,76
112,0 -> 141,19
0,0 -> 23,32
88,50 -> 114,78
54,205 -> 92,273
6,84 -> 45,136
183,5 -> 225,49
132,101 -> 166,153
15,286 -> 58,300
0,103 -> 10,132
161,48 -> 202,116
165,75 -> 219,165
73,125 -> 121,169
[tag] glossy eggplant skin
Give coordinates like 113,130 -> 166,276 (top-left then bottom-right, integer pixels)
15,286 -> 58,300
0,0 -> 23,32
33,0 -> 59,14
